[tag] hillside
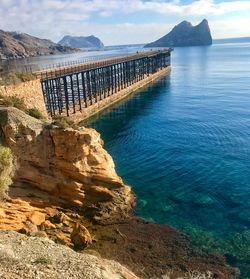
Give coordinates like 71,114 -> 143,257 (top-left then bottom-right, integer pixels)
0,30 -> 78,60
145,19 -> 212,48
58,35 -> 104,49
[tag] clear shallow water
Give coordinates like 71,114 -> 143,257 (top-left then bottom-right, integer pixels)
87,43 -> 250,277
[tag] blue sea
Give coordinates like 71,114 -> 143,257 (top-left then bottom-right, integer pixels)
87,42 -> 250,278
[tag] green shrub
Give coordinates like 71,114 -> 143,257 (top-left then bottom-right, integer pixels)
26,108 -> 45,120
34,256 -> 52,265
0,95 -> 45,120
52,115 -> 77,129
0,145 -> 12,200
16,73 -> 36,83
0,95 -> 27,111
0,72 -> 35,86
0,177 -> 12,193
0,73 -> 20,86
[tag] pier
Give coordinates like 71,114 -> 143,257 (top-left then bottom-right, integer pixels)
39,49 -> 172,117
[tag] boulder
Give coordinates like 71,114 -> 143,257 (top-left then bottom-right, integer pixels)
41,220 -> 56,230
28,211 -> 46,226
71,223 -> 92,249
19,222 -> 38,235
56,232 -> 71,246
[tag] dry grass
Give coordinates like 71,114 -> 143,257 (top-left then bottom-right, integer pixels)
0,72 -> 36,86
0,145 -> 13,200
0,95 -> 45,120
52,115 -> 77,129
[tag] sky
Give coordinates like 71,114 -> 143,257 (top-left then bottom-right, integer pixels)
0,0 -> 250,45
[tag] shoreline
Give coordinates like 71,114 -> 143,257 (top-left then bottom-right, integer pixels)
0,105 -> 239,278
2,189 -> 238,279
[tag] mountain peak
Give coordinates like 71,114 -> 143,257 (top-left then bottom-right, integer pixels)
145,19 -> 212,48
0,30 -> 76,60
58,35 -> 104,49
200,19 -> 209,24
178,20 -> 192,27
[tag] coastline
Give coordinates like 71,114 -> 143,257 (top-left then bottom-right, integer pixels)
0,107 -> 238,279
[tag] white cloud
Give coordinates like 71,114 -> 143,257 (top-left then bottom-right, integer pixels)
210,18 -> 250,39
0,0 -> 249,44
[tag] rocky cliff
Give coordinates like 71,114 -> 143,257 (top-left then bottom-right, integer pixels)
0,107 -> 238,279
145,19 -> 212,47
0,107 -> 134,222
0,30 -> 78,60
58,35 -> 104,49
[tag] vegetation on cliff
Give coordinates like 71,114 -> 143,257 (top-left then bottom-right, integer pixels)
0,72 -> 36,86
0,145 -> 12,200
0,94 -> 45,120
51,115 -> 76,129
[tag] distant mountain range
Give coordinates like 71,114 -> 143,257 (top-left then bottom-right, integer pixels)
58,35 -> 104,49
0,30 -> 78,60
145,19 -> 212,48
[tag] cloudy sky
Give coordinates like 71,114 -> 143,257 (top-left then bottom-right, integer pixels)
0,0 -> 250,45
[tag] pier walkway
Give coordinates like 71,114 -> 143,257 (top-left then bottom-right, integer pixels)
39,49 -> 172,117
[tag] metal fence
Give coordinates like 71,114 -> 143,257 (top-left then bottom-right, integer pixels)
0,48 -> 172,78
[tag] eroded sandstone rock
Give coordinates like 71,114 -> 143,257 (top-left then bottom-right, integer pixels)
27,211 -> 46,226
71,223 -> 92,249
0,107 -> 134,222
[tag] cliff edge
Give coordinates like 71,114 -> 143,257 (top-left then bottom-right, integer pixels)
0,107 -> 238,279
0,107 -> 134,223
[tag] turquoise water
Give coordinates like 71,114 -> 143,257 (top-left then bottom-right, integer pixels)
87,43 -> 250,278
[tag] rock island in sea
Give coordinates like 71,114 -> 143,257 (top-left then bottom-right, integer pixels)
145,19 -> 212,48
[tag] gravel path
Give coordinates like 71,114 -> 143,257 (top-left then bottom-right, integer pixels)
0,231 -> 139,279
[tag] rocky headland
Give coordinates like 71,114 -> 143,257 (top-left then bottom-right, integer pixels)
0,30 -> 79,60
58,35 -> 104,49
145,19 -> 212,48
0,107 -> 238,279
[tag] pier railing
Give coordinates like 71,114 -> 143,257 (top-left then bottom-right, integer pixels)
40,49 -> 172,117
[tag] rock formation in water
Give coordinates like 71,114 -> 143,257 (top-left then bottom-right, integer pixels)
145,19 -> 212,47
0,107 -> 134,222
58,35 -> 104,49
0,30 -> 78,60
